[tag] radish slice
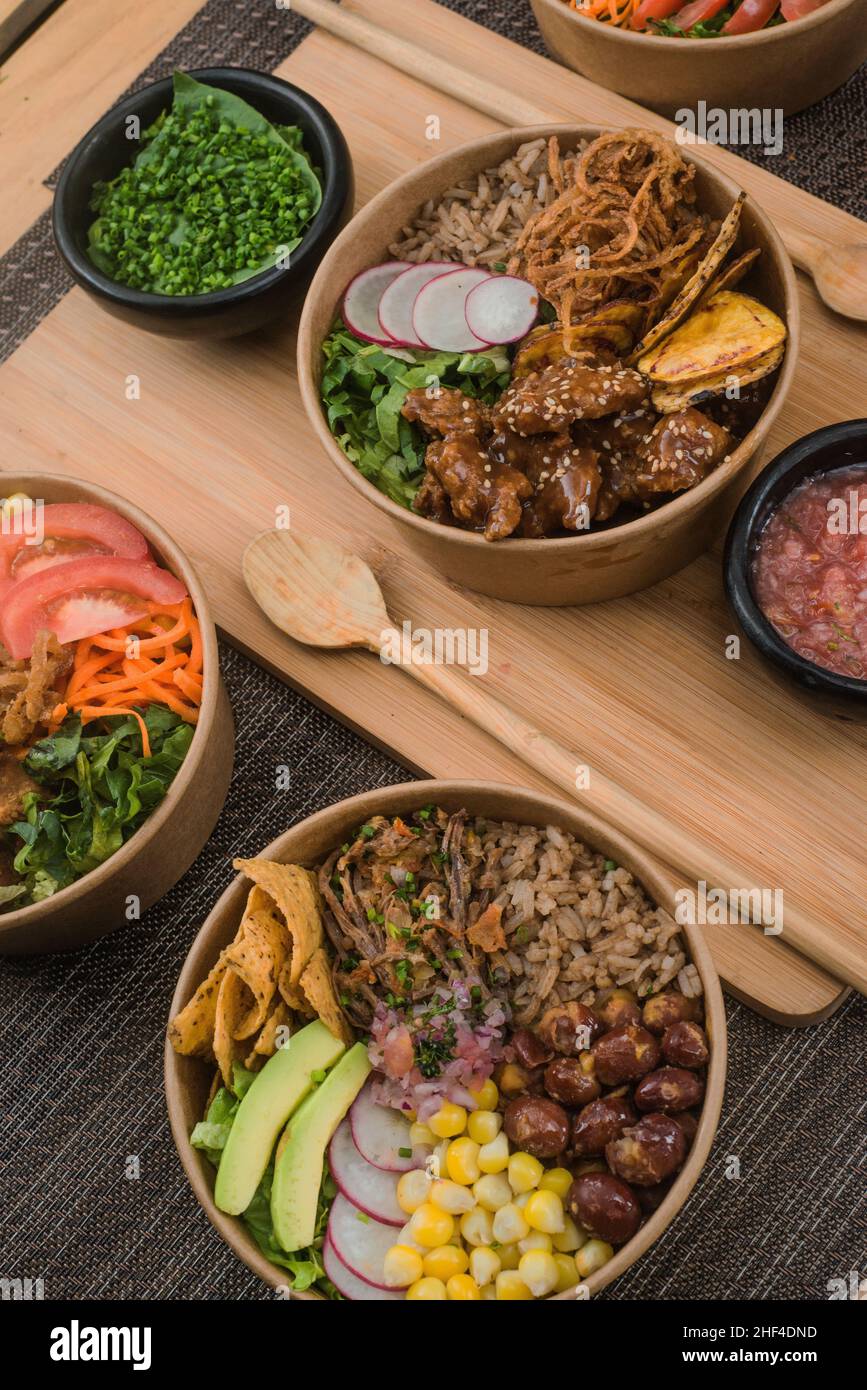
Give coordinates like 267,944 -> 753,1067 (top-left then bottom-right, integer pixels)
378,263 -> 456,348
328,1119 -> 404,1225
350,1083 -> 414,1172
465,274 -> 540,345
327,1193 -> 399,1290
322,1234 -> 404,1301
342,262 -> 411,345
412,268 -> 492,353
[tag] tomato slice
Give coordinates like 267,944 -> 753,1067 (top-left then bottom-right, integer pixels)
669,0 -> 730,26
780,0 -> 828,17
0,557 -> 188,660
0,503 -> 149,598
630,0 -> 684,27
724,0 -> 780,29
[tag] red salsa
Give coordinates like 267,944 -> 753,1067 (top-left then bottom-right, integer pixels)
752,465 -> 867,681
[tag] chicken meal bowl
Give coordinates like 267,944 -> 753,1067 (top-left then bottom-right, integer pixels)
299,125 -> 798,605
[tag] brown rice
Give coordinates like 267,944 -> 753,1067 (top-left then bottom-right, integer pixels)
473,817 -> 701,1026
388,138 -> 587,271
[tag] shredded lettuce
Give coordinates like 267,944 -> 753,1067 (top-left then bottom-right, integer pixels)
192,1075 -> 340,1298
319,324 -> 512,508
3,705 -> 193,906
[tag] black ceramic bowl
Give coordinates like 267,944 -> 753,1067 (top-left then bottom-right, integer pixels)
52,68 -> 353,339
724,419 -> 867,720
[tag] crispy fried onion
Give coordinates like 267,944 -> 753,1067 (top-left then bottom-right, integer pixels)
0,630 -> 71,746
508,129 -> 713,346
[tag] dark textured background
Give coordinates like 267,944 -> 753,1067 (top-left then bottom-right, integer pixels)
0,0 -> 864,1302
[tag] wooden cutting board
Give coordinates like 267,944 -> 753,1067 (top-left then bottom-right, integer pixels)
1,0 -> 864,1023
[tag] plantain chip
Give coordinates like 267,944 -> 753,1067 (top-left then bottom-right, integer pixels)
694,247 -> 761,314
167,952 -> 230,1059
628,193 -> 747,364
639,290 -> 786,385
299,947 -> 354,1047
649,342 -> 785,414
232,858 -> 322,987
513,323 -> 570,377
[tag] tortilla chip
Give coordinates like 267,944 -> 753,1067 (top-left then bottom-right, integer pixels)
223,889 -> 292,1039
649,343 -> 785,414
628,193 -> 746,364
213,968 -> 252,1087
300,948 -> 354,1047
233,858 -> 322,987
639,290 -> 786,385
245,999 -> 294,1068
277,958 -> 314,1014
167,952 -> 230,1059
695,246 -> 761,314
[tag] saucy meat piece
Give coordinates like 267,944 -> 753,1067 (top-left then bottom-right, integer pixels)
0,752 -> 40,827
413,470 -> 452,526
402,386 -> 490,438
634,408 -> 731,496
426,435 -> 532,542
492,360 -> 648,436
490,426 -> 604,538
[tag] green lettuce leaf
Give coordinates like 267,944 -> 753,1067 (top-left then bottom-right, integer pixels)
320,325 -> 512,508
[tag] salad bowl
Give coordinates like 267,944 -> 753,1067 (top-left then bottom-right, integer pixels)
0,474 -> 234,955
166,778 -> 726,1300
529,0 -> 867,120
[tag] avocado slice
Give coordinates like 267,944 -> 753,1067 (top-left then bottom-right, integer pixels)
214,1020 -> 346,1216
271,1042 -> 372,1252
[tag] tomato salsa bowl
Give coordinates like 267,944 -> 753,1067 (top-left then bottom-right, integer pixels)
0,475 -> 234,955
724,420 -> 867,720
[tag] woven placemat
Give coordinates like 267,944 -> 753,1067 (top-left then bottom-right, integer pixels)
0,0 -> 864,1302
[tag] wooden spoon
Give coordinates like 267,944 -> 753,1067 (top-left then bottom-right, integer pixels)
243,530 -> 865,994
292,0 -> 867,322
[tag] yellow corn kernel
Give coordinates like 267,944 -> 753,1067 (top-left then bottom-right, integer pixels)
553,1215 -> 587,1254
467,1109 -> 502,1145
497,1242 -> 521,1270
495,1270 -> 533,1300
446,1137 -> 481,1185
409,1202 -> 455,1248
481,1283 -> 498,1301
468,1078 -> 499,1111
514,1191 -> 532,1209
553,1252 -> 581,1293
477,1131 -> 510,1175
508,1152 -> 544,1194
518,1231 -> 553,1255
469,1246 -> 501,1287
539,1167 -> 573,1200
428,1101 -> 467,1139
519,1250 -> 559,1298
429,1139 -> 450,1184
409,1121 -> 435,1148
575,1238 -> 614,1279
423,1243 -> 468,1282
446,1273 -> 482,1301
473,1172 -> 513,1212
406,1276 -> 447,1301
430,1178 -> 475,1215
524,1189 -> 566,1235
396,1222 -> 426,1254
459,1205 -> 494,1247
492,1201 -> 530,1244
396,1168 -> 432,1215
382,1244 -> 424,1289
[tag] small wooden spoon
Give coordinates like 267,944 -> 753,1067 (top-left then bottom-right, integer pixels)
292,0 -> 867,322
243,530 -> 865,994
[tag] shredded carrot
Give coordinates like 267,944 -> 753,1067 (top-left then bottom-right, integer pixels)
569,0 -> 636,23
55,598 -> 203,757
